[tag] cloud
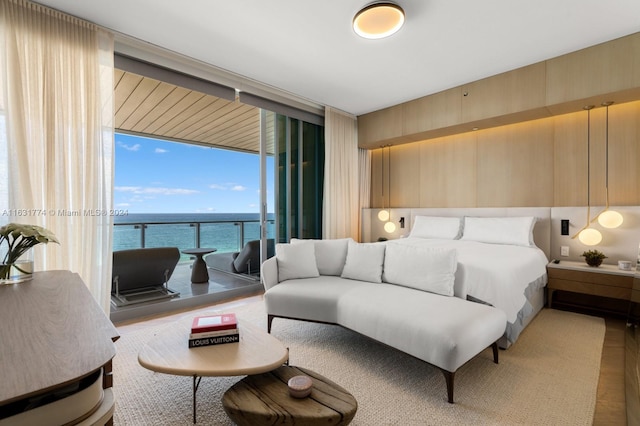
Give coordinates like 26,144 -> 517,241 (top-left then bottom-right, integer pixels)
155,148 -> 168,154
209,183 -> 248,191
115,186 -> 199,195
117,142 -> 141,151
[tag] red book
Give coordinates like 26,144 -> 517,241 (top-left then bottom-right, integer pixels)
191,313 -> 237,333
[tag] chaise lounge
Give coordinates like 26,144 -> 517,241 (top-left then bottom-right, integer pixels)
111,247 -> 181,306
205,239 -> 274,276
262,238 -> 507,403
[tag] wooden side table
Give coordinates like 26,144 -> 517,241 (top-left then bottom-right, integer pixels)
182,248 -> 216,283
547,260 -> 634,315
222,365 -> 357,426
0,271 -> 119,424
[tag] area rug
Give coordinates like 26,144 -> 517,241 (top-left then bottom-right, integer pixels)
112,303 -> 605,425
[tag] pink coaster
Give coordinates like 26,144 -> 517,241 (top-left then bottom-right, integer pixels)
288,375 -> 313,398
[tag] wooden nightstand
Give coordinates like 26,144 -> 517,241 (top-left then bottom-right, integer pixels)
547,260 -> 634,315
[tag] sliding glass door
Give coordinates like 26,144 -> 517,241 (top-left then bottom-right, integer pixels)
266,113 -> 324,244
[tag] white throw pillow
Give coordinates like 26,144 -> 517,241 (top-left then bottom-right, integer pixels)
382,242 -> 457,296
341,241 -> 386,283
275,241 -> 319,281
291,238 -> 351,276
409,216 -> 462,240
460,216 -> 536,247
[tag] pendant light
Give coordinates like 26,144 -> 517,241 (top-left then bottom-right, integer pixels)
384,145 -> 396,233
594,101 -> 623,229
377,146 -> 390,222
573,105 -> 602,246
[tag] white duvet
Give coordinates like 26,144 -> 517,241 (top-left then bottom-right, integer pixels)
388,238 -> 549,323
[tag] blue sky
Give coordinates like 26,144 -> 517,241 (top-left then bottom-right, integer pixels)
114,133 -> 273,213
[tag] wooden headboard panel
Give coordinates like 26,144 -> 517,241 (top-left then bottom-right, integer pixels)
361,207 -> 551,260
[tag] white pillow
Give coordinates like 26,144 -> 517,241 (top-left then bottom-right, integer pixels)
275,241 -> 319,281
460,216 -> 536,247
341,241 -> 386,283
409,216 -> 462,240
382,242 -> 457,296
291,238 -> 351,276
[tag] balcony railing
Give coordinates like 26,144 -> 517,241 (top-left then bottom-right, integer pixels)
113,219 -> 275,262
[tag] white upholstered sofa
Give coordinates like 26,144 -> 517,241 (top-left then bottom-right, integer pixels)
261,238 -> 507,403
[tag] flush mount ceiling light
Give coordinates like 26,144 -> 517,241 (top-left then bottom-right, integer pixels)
353,2 -> 405,39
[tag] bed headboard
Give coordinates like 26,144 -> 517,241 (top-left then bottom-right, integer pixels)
361,207 -> 552,260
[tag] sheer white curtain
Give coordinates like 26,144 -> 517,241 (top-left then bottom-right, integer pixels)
0,0 -> 114,312
323,107 -> 360,240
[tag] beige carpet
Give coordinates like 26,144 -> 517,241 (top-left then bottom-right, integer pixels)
113,303 -> 605,425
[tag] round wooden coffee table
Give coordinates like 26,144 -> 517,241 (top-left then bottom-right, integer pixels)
222,365 -> 357,426
138,316 -> 288,423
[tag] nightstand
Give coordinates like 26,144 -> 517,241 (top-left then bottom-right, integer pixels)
547,260 -> 634,315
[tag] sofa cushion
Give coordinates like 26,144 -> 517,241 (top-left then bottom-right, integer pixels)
382,242 -> 457,296
341,241 -> 386,283
275,241 -> 319,281
291,238 -> 351,276
337,284 -> 507,372
265,276 -> 371,324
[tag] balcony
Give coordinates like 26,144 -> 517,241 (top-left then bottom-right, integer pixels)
109,218 -> 274,323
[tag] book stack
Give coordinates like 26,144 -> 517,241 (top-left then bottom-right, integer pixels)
188,313 -> 239,348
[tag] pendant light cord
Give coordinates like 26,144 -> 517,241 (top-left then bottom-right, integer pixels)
387,146 -> 391,216
380,146 -> 385,211
572,106 -> 594,239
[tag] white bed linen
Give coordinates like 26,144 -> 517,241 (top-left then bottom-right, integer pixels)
388,238 -> 548,323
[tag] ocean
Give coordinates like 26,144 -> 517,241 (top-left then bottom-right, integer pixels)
114,213 -> 276,262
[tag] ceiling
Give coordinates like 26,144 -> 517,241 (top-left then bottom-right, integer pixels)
114,69 -> 275,154
35,0 -> 640,116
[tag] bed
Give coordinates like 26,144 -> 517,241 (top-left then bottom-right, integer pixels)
362,208 -> 551,348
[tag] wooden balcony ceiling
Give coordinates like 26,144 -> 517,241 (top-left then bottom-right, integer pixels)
114,69 -> 274,154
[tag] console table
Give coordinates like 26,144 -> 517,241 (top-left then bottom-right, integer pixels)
0,270 -> 119,425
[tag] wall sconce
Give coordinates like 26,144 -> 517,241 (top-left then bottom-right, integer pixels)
593,101 -> 623,229
573,105 -> 602,246
399,217 -> 405,229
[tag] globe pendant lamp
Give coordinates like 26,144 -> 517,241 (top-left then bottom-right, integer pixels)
573,105 -> 602,246
595,102 -> 623,229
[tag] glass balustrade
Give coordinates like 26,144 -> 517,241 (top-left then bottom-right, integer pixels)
113,220 -> 275,263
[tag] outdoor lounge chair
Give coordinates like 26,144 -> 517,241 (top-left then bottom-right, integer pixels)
205,239 -> 274,276
111,247 -> 181,306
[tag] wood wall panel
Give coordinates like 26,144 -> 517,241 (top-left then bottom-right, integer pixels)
369,102 -> 640,210
553,110 -> 587,206
389,144 -> 420,207
403,87 -> 462,135
546,34 -> 636,107
461,62 -> 547,123
370,148 -> 385,209
358,106 -> 403,148
419,133 -> 477,207
476,120 -> 554,207
609,103 -> 640,205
